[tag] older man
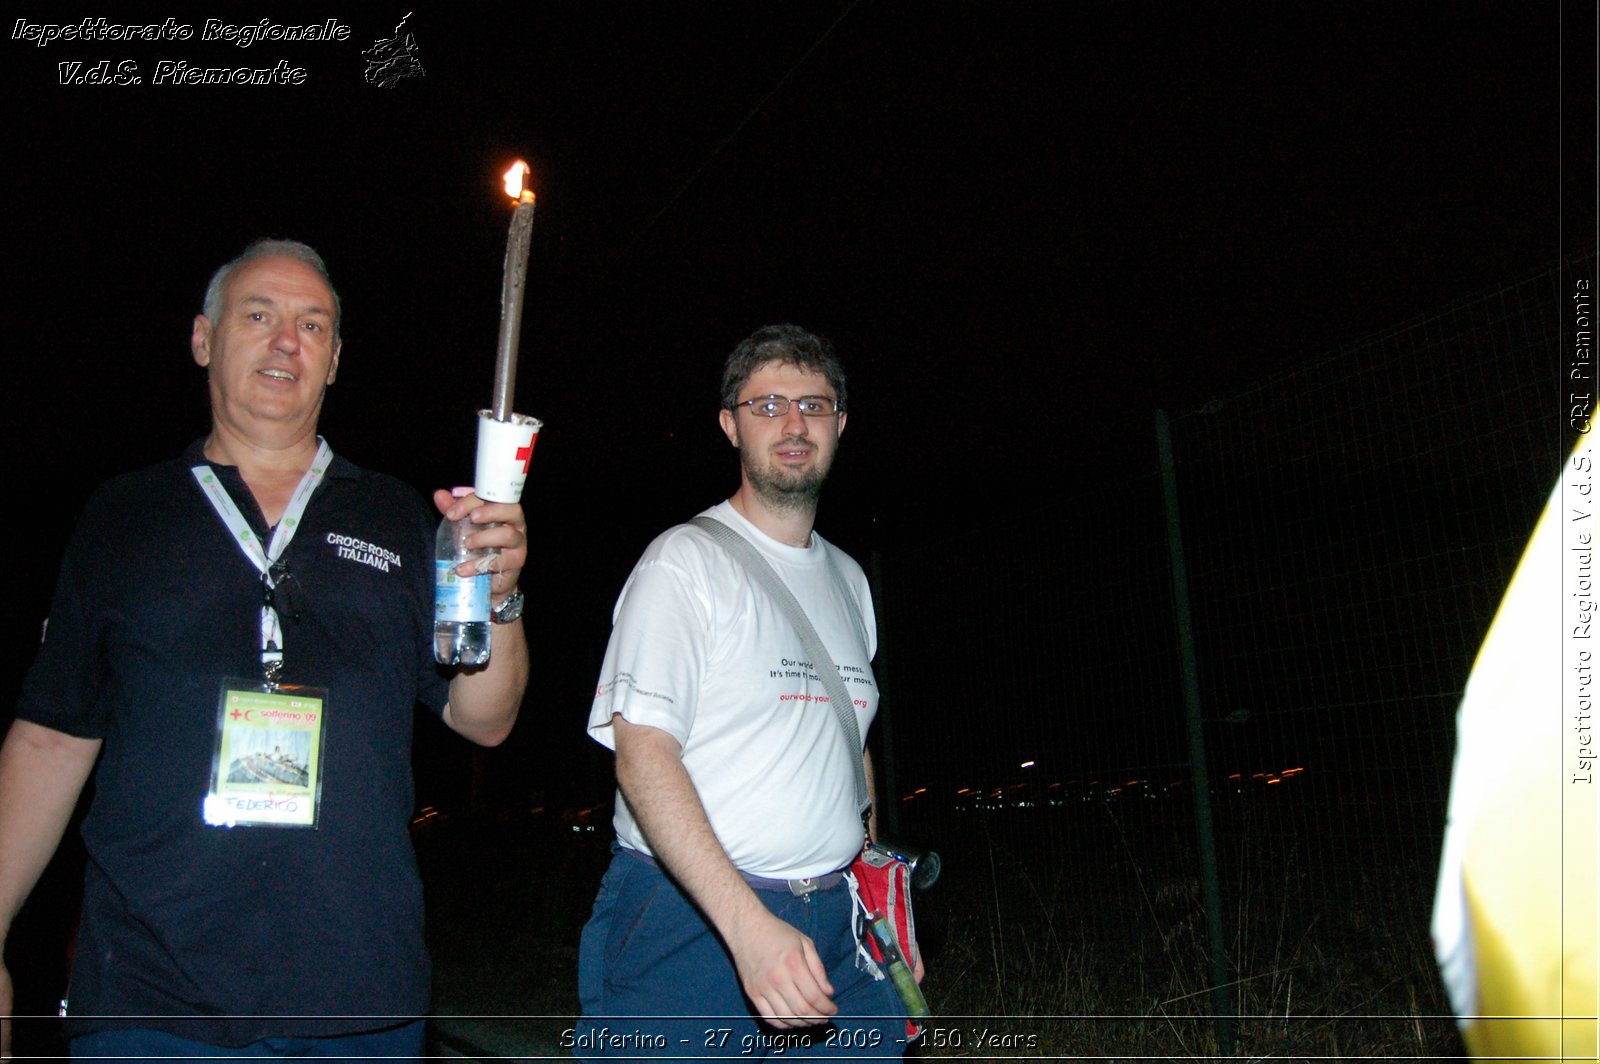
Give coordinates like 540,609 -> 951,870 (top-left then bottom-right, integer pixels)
576,324 -> 914,1059
0,240 -> 528,1060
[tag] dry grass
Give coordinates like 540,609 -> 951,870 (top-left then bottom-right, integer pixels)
904,801 -> 1467,1061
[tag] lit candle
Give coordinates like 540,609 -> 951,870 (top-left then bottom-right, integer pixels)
493,160 -> 536,423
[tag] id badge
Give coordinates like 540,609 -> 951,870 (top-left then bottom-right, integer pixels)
203,680 -> 328,828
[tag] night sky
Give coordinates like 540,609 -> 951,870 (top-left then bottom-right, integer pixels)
3,2 -> 1587,801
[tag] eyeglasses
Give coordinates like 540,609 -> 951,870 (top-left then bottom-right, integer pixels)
262,561 -> 303,623
731,394 -> 843,418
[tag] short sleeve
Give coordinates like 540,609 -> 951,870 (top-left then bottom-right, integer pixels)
587,554 -> 714,750
16,490 -> 119,738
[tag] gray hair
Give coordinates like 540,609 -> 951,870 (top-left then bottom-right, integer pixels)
201,239 -> 342,340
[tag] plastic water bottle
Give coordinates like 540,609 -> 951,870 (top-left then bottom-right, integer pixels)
434,513 -> 494,665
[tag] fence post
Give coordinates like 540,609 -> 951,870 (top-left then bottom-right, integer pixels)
1155,408 -> 1235,1056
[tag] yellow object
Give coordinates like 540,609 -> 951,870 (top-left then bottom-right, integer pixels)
1433,432 -> 1599,1062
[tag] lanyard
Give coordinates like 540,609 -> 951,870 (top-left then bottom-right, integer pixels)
191,439 -> 333,686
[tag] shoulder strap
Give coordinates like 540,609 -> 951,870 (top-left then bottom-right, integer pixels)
690,516 -> 870,819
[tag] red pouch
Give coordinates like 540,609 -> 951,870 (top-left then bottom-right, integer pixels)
850,845 -> 927,1037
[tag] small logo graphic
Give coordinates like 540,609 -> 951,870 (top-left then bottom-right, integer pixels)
363,12 -> 425,88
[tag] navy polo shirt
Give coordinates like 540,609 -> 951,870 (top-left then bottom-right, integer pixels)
18,439 -> 450,1045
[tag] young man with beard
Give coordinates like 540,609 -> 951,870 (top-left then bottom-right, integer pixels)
576,324 -> 916,1059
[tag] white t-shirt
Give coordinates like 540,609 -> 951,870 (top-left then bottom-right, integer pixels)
588,500 -> 878,880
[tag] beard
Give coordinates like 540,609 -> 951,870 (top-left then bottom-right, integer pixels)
739,437 -> 833,513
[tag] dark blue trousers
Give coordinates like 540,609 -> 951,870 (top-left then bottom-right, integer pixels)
576,849 -> 907,1060
70,1020 -> 426,1061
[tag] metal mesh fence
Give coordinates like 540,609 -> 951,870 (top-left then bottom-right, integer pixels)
879,250 -> 1592,1055
1167,263 -> 1571,887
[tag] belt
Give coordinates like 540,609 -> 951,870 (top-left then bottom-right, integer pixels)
619,846 -> 848,896
744,869 -> 848,896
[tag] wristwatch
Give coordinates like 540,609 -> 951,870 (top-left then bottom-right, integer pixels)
491,588 -> 525,624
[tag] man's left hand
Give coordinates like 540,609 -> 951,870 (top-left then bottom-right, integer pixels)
432,490 -> 527,607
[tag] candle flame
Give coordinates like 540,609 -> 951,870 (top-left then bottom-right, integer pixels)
502,160 -> 535,204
